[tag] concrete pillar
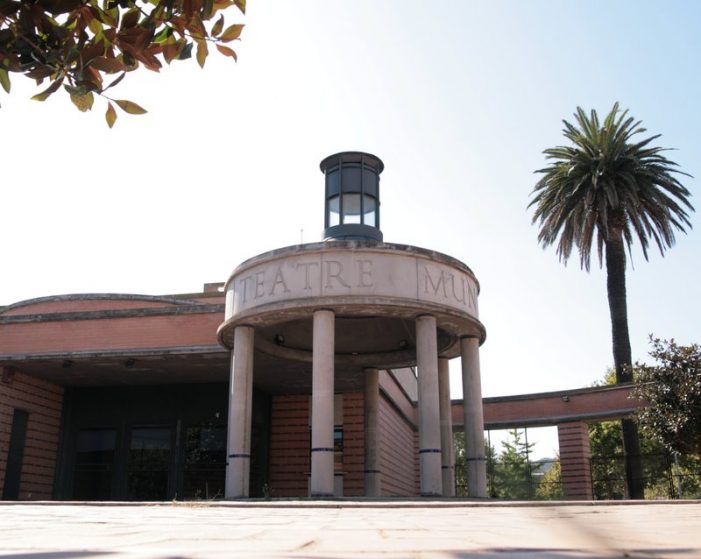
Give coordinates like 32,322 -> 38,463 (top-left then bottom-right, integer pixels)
416,314 -> 442,497
558,421 -> 594,500
438,358 -> 455,497
225,325 -> 254,498
364,367 -> 381,497
310,309 -> 335,497
461,336 -> 487,498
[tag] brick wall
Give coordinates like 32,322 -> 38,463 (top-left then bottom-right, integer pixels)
0,313 -> 221,354
342,393 -> 364,497
558,421 -> 593,500
269,395 -> 310,497
0,371 -> 63,500
378,394 -> 419,496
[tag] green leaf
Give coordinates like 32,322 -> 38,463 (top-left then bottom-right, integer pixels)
196,39 -> 208,68
216,44 -> 237,61
0,68 -> 10,94
219,23 -> 244,42
153,26 -> 173,44
103,71 -> 126,92
203,0 -> 214,18
211,14 -> 224,37
31,78 -> 64,102
106,102 -> 117,128
178,42 -> 194,60
114,99 -> 147,115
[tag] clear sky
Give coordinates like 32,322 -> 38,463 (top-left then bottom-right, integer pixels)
2,1 -> 699,438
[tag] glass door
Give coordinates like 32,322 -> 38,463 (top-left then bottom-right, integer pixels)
73,429 -> 116,500
127,427 -> 172,500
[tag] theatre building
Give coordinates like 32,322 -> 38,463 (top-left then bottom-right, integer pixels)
2,153 -> 629,502
0,152 -> 490,501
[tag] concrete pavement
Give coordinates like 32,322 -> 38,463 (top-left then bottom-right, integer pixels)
0,500 -> 700,558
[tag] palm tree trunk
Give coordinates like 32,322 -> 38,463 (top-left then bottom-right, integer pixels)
605,235 -> 645,499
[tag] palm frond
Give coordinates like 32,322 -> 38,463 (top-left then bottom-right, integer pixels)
529,103 -> 694,269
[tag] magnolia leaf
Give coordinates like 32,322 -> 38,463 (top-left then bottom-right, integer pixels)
153,26 -> 173,44
88,16 -> 103,35
219,23 -> 244,42
0,68 -> 10,93
121,8 -> 140,29
90,56 -> 125,73
203,0 -> 214,18
115,99 -> 147,114
211,14 -> 224,37
216,44 -> 237,61
106,101 -> 117,127
178,42 -> 194,60
234,0 -> 246,14
70,92 -> 94,112
103,71 -> 126,92
196,39 -> 208,68
31,78 -> 64,102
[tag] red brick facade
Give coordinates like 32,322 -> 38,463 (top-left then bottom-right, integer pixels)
269,395 -> 310,497
558,421 -> 594,500
1,292 -> 646,501
0,370 -> 63,500
378,394 -> 419,496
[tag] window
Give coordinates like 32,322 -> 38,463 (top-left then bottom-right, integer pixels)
363,195 -> 377,227
328,195 -> 340,227
342,193 -> 362,224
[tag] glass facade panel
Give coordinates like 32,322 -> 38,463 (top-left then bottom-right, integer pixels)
328,195 -> 340,226
183,425 -> 226,500
127,427 -> 171,501
362,195 -> 377,226
73,429 -> 116,500
342,193 -> 361,224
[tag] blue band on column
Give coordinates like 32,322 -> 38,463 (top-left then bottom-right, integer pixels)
419,448 -> 441,454
310,447 -> 335,452
228,453 -> 251,458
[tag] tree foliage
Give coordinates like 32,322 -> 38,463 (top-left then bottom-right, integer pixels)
633,337 -> 701,456
529,103 -> 694,499
0,0 -> 245,125
529,103 -> 694,271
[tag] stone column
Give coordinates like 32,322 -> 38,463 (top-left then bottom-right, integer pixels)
364,367 -> 381,497
558,421 -> 594,500
310,309 -> 335,497
416,314 -> 442,497
461,336 -> 487,498
225,325 -> 254,499
438,358 -> 455,497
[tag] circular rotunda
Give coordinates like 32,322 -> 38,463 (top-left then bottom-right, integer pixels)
218,152 -> 488,498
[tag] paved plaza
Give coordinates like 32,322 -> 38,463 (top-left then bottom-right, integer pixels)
0,501 -> 700,559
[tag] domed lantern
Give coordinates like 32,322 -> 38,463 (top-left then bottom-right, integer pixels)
321,151 -> 384,242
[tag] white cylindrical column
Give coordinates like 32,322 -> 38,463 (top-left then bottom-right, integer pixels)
225,325 -> 255,499
438,357 -> 455,497
461,336 -> 487,498
364,367 -> 381,497
416,314 -> 442,497
311,309 -> 335,497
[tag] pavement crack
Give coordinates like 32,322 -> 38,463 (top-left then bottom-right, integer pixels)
295,539 -> 319,551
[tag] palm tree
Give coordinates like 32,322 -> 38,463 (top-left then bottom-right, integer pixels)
529,103 -> 694,499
